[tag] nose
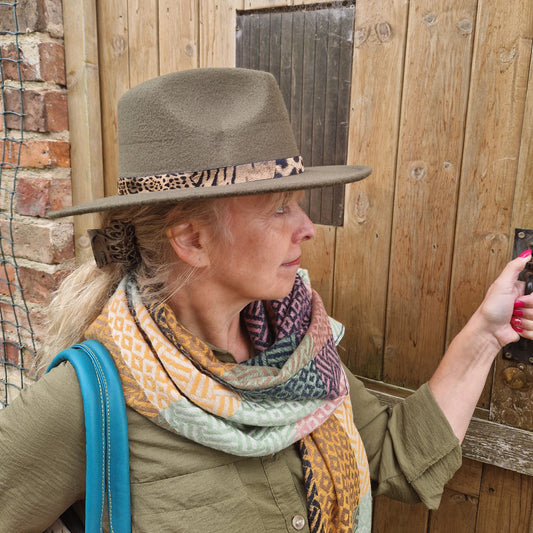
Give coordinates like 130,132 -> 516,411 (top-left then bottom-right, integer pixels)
292,204 -> 316,243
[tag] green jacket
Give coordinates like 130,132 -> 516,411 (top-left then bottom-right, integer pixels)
0,362 -> 461,532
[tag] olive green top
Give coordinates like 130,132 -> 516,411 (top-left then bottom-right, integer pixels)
0,361 -> 461,532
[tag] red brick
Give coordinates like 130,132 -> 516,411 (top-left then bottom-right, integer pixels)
3,339 -> 21,365
0,262 -> 16,298
29,308 -> 47,345
15,176 -> 71,217
0,43 -> 38,82
39,41 -> 65,85
0,302 -> 32,361
0,0 -> 63,37
43,91 -> 68,131
4,89 -> 68,132
0,218 -> 74,264
16,176 -> 50,217
49,178 -> 72,211
0,42 -> 65,85
41,0 -> 63,39
18,265 -> 69,305
1,140 -> 70,169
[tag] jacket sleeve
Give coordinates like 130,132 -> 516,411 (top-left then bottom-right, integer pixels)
345,367 -> 462,509
0,362 -> 86,532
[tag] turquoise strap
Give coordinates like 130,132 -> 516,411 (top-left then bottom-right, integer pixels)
47,339 -> 131,533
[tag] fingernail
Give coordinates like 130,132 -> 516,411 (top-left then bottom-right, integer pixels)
514,300 -> 525,308
519,249 -> 532,258
511,317 -> 522,327
513,309 -> 524,317
512,324 -> 524,333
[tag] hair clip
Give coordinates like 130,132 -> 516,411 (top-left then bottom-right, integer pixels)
88,220 -> 140,269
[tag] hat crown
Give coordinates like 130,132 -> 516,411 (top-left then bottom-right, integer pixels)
118,68 -> 299,178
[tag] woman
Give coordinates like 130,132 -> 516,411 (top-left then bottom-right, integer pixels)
0,68 -> 531,533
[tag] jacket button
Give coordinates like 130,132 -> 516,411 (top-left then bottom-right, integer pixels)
292,514 -> 306,530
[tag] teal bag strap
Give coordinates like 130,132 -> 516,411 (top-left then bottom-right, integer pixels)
47,339 -> 131,533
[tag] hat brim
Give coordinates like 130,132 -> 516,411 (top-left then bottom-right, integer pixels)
47,164 -> 371,219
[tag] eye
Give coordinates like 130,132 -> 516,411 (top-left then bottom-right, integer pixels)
276,204 -> 287,215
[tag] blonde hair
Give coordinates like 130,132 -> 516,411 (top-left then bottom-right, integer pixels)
40,190 -> 302,370
39,198 -> 226,370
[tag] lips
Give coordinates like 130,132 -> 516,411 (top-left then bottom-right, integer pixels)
283,256 -> 301,267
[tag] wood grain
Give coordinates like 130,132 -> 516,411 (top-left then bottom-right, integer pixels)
62,0 -> 104,262
384,0 -> 476,389
475,464 -> 533,533
128,0 -> 159,86
159,0 -> 199,74
96,0 -> 130,197
491,42 -> 533,431
446,0 -> 532,410
334,0 -> 409,379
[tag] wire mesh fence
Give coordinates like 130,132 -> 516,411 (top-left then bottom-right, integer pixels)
0,0 -> 37,408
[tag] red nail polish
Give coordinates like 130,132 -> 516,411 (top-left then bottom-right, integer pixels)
514,300 -> 525,308
512,324 -> 524,333
511,317 -> 522,327
513,309 -> 524,317
519,249 -> 532,258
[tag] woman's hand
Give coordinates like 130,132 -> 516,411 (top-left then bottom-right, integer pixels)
429,250 -> 532,442
476,250 -> 533,348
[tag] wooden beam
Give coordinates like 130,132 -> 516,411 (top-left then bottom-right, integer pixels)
62,0 -> 104,262
363,379 -> 533,476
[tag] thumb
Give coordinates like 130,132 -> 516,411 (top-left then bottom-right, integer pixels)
497,250 -> 532,286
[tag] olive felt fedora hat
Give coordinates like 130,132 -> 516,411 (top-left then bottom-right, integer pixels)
48,68 -> 371,218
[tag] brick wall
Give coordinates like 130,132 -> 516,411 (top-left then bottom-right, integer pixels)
0,0 -> 73,358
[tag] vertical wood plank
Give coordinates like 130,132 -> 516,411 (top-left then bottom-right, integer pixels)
428,459 -> 483,533
490,44 -> 533,431
321,9 -> 341,224
475,465 -> 533,533
128,0 -> 159,86
372,496 -> 429,533
302,225 -> 335,314
428,488 -> 478,533
333,0 -> 409,378
289,8 -> 304,165
268,12 -> 282,82
248,13 -> 261,68
159,0 -> 199,74
383,0 -> 476,388
62,0 -> 104,262
258,10 -> 271,72
446,0 -> 532,354
96,0 -> 130,197
198,0 -> 240,68
278,11 -> 293,111
308,11 -> 328,222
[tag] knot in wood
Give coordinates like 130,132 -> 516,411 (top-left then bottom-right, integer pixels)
457,19 -> 473,35
354,25 -> 370,47
353,191 -> 370,223
375,22 -> 392,43
423,13 -> 436,26
112,35 -> 126,54
409,162 -> 427,180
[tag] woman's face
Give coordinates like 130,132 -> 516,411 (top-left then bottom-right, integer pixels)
206,191 -> 316,306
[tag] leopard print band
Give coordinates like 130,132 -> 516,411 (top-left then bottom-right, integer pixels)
117,156 -> 304,195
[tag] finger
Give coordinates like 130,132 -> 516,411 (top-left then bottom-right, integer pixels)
499,251 -> 532,285
514,292 -> 533,310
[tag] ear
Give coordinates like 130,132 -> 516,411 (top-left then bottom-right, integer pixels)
166,222 -> 211,268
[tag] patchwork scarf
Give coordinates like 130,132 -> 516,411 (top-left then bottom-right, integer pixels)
85,272 -> 371,532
